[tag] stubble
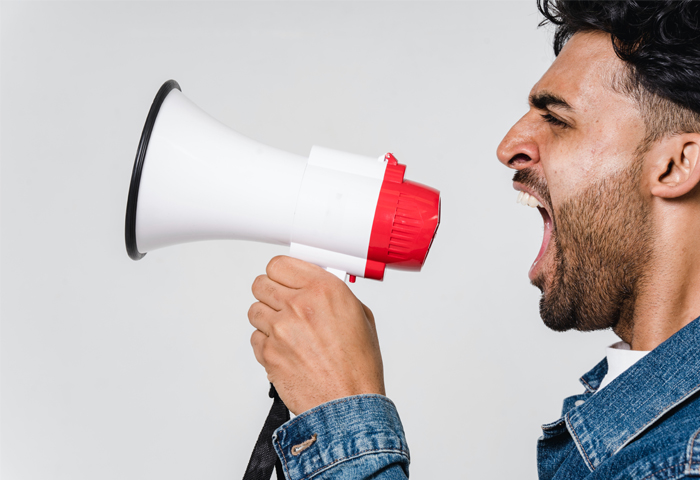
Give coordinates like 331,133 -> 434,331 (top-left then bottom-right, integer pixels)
516,163 -> 653,332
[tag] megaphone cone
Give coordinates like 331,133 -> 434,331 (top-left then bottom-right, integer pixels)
125,80 -> 440,281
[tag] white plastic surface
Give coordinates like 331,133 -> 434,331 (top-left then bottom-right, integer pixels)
135,89 -> 308,252
290,146 -> 386,263
134,90 -> 388,277
324,267 -> 348,281
290,242 -> 368,279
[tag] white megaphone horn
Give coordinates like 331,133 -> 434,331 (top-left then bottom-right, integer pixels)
125,80 -> 440,281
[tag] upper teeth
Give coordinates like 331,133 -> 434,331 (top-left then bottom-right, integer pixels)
517,191 -> 543,208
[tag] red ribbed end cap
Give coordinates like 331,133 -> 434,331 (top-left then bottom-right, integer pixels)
364,153 -> 440,280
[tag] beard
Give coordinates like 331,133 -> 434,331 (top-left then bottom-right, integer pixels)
514,163 -> 653,332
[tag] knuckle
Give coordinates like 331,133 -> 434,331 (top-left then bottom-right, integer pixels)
269,319 -> 288,339
247,303 -> 260,321
260,341 -> 277,366
310,280 -> 340,306
251,275 -> 266,294
302,305 -> 316,320
248,303 -> 270,326
250,330 -> 261,349
263,282 -> 278,301
287,293 -> 313,321
250,331 -> 266,364
267,255 -> 286,273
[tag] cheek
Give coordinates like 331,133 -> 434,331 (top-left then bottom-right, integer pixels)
543,159 -> 592,206
545,140 -> 633,201
582,117 -> 642,174
544,137 -> 594,183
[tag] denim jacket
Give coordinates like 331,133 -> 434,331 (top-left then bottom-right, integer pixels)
273,317 -> 700,479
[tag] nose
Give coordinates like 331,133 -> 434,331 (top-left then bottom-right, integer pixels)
497,112 -> 540,170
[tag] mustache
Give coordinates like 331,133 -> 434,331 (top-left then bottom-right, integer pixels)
513,169 -> 553,211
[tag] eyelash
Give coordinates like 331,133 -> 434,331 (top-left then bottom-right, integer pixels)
541,114 -> 569,128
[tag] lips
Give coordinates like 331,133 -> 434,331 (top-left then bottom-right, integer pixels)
513,183 -> 554,281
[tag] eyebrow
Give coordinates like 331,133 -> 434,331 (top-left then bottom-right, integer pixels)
529,92 -> 574,112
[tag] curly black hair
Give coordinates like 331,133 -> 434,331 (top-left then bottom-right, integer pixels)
537,0 -> 700,143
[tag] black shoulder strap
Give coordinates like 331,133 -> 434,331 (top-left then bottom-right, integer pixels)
242,384 -> 290,480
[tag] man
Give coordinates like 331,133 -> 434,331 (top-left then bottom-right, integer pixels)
248,1 -> 700,478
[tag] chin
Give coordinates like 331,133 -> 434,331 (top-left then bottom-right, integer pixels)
532,262 -> 582,332
531,272 -> 546,294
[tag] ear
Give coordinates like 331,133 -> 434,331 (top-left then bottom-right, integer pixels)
649,134 -> 700,199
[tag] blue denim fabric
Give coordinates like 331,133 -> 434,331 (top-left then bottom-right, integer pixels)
274,317 -> 700,479
538,317 -> 700,479
273,395 -> 409,479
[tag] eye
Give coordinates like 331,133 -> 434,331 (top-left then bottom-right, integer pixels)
541,113 -> 569,128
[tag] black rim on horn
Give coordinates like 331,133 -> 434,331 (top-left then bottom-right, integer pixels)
125,80 -> 181,260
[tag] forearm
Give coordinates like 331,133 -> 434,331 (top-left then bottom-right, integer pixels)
273,395 -> 410,480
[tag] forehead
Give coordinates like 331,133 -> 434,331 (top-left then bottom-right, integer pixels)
532,31 -> 629,109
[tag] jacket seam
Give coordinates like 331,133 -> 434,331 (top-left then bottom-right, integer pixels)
639,462 -> 686,480
276,434 -> 291,479
617,382 -> 700,454
580,377 -> 596,392
542,419 -> 565,431
687,426 -> 700,472
566,412 -> 596,472
283,447 -> 409,480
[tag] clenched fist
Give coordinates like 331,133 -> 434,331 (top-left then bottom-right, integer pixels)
248,256 -> 385,415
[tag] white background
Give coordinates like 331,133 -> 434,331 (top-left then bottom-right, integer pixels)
1,2 -> 618,479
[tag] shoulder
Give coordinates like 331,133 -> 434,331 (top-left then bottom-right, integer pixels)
597,393 -> 700,480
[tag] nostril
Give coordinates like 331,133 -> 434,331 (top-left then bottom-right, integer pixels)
509,153 -> 532,167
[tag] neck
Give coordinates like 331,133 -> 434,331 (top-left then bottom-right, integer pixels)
614,201 -> 700,350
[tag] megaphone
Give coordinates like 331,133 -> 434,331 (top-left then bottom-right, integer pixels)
125,80 -> 440,281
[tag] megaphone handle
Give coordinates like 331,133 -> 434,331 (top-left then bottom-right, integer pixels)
325,267 -> 348,282
242,383 -> 289,480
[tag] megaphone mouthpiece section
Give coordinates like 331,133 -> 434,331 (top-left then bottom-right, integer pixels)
366,153 -> 441,277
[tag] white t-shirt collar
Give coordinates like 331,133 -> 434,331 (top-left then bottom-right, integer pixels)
597,341 -> 651,393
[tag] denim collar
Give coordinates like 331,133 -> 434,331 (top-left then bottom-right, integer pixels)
564,317 -> 700,472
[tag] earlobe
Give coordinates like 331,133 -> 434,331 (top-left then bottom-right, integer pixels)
649,136 -> 700,199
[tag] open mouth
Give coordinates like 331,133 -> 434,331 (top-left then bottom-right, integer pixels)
514,185 -> 553,280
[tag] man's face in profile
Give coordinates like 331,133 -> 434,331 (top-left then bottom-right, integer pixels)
497,32 -> 653,333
